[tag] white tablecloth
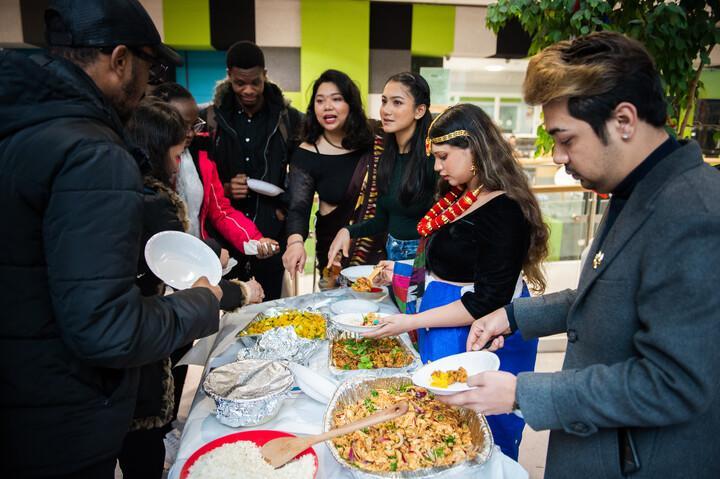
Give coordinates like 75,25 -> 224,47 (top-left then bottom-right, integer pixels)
168,289 -> 528,479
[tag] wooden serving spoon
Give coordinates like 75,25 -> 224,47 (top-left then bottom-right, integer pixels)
260,400 -> 409,469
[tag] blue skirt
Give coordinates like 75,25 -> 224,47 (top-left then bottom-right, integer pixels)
416,280 -> 538,460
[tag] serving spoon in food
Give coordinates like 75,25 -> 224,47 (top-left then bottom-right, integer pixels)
261,400 -> 409,469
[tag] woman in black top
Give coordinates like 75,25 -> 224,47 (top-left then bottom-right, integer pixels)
283,70 -> 375,278
327,72 -> 437,263
366,104 -> 549,460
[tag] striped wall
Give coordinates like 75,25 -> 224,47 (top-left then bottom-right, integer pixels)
6,1 -> 541,112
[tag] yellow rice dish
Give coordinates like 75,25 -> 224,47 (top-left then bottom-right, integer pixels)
331,385 -> 477,472
239,310 -> 326,340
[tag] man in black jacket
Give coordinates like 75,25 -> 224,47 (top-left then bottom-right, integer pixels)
0,1 -> 222,477
204,41 -> 303,299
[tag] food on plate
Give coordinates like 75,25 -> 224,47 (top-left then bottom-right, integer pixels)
361,312 -> 380,326
187,440 -> 315,479
331,385 -> 477,472
331,337 -> 413,370
430,367 -> 468,389
351,277 -> 373,292
239,310 -> 326,340
322,263 -> 341,287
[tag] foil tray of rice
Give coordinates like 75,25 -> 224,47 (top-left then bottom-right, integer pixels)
328,330 -> 422,381
237,307 -> 327,341
203,360 -> 294,427
323,375 -> 493,478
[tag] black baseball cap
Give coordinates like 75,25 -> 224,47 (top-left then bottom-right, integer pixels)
45,0 -> 183,67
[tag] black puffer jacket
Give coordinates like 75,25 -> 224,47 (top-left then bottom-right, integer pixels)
0,51 -> 220,477
204,80 -> 303,240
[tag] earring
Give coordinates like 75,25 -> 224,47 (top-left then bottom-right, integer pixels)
622,133 -> 629,140
470,163 -> 478,175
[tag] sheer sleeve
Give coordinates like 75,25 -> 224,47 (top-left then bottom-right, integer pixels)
286,164 -> 316,239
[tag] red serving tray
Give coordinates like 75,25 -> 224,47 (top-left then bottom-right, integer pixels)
179,430 -> 319,478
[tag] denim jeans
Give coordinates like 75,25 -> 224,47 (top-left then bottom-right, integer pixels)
385,234 -> 420,261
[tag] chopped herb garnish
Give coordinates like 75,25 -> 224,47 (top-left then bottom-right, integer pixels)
361,427 -> 369,433
370,389 -> 379,397
435,447 -> 445,457
444,435 -> 456,446
364,398 -> 376,412
390,461 -> 398,471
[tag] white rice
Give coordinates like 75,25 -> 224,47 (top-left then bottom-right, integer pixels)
187,440 -> 316,479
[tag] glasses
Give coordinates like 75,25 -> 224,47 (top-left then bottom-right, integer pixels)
100,46 -> 168,85
127,47 -> 168,85
188,117 -> 207,134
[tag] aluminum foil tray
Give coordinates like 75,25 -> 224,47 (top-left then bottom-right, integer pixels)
203,359 -> 293,427
236,307 -> 327,341
327,330 -> 422,381
323,375 -> 494,478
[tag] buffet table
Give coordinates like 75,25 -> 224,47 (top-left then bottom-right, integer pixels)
168,289 -> 528,479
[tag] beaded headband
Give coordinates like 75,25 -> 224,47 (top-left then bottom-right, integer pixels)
424,109 -> 469,155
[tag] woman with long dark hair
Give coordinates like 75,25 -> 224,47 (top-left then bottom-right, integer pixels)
120,99 -> 263,478
327,72 -> 436,263
283,70 -> 382,280
366,104 -> 549,460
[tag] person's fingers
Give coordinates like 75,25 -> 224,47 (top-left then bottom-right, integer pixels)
466,373 -> 486,388
437,390 -> 476,407
341,240 -> 349,258
468,325 -> 494,352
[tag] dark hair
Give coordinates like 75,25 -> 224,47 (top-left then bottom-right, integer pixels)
150,82 -> 194,102
524,31 -> 667,143
301,69 -> 373,151
429,104 -> 549,293
377,72 -> 433,206
126,99 -> 186,185
48,46 -> 101,67
226,41 -> 265,70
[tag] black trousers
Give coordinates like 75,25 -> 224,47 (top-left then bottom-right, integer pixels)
118,427 -> 169,479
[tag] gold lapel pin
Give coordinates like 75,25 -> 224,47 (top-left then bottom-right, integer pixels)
592,251 -> 605,270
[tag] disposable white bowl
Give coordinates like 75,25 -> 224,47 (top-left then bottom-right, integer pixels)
144,231 -> 221,290
330,312 -> 390,334
412,351 -> 500,396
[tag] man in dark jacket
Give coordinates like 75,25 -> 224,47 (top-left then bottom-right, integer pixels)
0,1 -> 222,477
204,41 -> 303,299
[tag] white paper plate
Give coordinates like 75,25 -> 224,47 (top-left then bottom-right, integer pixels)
411,351 -> 500,396
288,362 -> 337,404
340,265 -> 375,282
330,299 -> 379,315
247,178 -> 284,197
144,231 -> 221,290
330,312 -> 390,333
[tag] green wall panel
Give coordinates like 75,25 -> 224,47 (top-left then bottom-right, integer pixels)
163,0 -> 212,50
300,0 -> 370,108
700,69 -> 720,99
411,4 -> 455,57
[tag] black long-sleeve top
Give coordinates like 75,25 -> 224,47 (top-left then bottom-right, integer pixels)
426,194 -> 530,318
285,147 -> 363,239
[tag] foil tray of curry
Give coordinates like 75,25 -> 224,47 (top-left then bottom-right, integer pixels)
236,307 -> 327,341
323,375 -> 493,478
328,331 -> 422,380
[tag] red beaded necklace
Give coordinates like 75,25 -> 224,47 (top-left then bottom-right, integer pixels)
417,185 -> 483,237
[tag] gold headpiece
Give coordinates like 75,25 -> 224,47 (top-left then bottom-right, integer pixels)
425,108 -> 469,155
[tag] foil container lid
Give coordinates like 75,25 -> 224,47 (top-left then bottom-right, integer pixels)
203,360 -> 293,400
237,326 -> 322,364
323,375 -> 494,478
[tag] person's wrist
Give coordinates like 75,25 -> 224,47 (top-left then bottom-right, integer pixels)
287,239 -> 304,248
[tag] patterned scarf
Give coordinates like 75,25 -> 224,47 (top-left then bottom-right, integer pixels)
391,237 -> 428,314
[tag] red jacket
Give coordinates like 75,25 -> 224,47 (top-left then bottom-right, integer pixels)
197,150 -> 263,250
